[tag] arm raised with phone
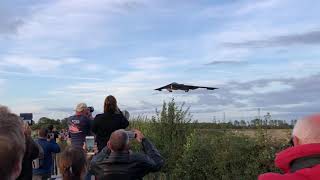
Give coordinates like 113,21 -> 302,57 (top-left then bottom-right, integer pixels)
89,129 -> 164,179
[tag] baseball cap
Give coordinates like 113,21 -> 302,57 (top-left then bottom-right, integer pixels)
76,103 -> 88,112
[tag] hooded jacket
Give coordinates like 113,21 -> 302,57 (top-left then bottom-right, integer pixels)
33,138 -> 61,175
89,138 -> 164,180
17,135 -> 39,180
92,111 -> 129,151
259,143 -> 320,180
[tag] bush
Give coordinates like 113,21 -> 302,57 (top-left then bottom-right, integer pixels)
130,99 -> 193,177
173,129 -> 289,180
130,100 -> 290,179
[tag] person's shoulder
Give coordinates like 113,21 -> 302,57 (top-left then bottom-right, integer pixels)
95,113 -> 112,120
129,152 -> 149,162
78,115 -> 90,120
95,113 -> 104,118
67,115 -> 76,120
113,111 -> 126,118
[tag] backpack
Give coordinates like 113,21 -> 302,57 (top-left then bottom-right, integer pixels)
32,140 -> 45,169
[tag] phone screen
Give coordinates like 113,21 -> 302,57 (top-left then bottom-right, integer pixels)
85,136 -> 95,153
125,131 -> 136,140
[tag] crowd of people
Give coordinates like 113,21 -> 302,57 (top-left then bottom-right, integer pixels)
0,95 -> 164,180
1,95 -> 320,180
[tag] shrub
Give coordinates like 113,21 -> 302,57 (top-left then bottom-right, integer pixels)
173,129 -> 289,180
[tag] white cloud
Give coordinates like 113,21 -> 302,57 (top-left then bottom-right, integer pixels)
231,81 -> 293,95
0,69 -> 102,81
10,0 -> 148,55
236,0 -> 282,15
0,55 -> 82,72
130,56 -> 190,70
0,79 -> 5,94
83,64 -> 102,72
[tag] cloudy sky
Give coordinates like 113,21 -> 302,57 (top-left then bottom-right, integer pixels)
0,0 -> 320,122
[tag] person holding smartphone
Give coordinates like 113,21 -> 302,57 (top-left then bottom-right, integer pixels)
67,103 -> 92,149
17,122 -> 40,180
92,95 -> 129,151
89,129 -> 164,180
33,128 -> 61,180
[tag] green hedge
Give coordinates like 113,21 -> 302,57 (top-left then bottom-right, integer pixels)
129,100 -> 290,180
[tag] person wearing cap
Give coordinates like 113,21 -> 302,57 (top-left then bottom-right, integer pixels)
259,114 -> 320,180
67,103 -> 92,148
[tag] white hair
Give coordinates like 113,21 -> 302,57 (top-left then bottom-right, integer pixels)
293,116 -> 320,144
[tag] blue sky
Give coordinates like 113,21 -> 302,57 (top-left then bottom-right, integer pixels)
1,0 -> 320,122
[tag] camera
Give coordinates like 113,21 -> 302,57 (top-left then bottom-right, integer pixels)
20,113 -> 34,126
88,106 -> 94,113
124,131 -> 136,140
47,132 -> 54,139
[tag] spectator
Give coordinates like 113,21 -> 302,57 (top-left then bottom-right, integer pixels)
259,114 -> 320,180
68,103 -> 92,148
0,105 -> 26,180
90,129 -> 164,180
17,122 -> 40,180
57,147 -> 87,180
92,95 -> 129,151
48,125 -> 59,142
33,128 -> 61,180
60,129 -> 69,141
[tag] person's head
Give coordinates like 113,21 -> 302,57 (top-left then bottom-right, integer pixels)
107,129 -> 129,152
58,147 -> 87,180
104,95 -> 118,113
38,127 -> 48,138
292,114 -> 320,146
75,103 -> 89,115
0,105 -> 25,180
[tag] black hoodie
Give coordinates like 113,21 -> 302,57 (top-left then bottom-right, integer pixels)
92,111 -> 129,151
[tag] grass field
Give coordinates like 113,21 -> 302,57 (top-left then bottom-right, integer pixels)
199,128 -> 291,141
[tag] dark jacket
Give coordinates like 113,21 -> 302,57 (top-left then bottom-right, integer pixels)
68,115 -> 92,148
90,138 -> 164,180
92,111 -> 129,151
259,143 -> 320,180
33,138 -> 61,175
17,135 -> 39,180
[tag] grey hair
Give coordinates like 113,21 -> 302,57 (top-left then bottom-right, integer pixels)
118,129 -> 130,145
109,129 -> 129,151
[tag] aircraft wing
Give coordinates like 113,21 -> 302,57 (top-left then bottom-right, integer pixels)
183,85 -> 200,90
198,86 -> 218,90
155,84 -> 171,91
185,85 -> 218,90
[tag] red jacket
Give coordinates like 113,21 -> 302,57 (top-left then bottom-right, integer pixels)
259,144 -> 320,180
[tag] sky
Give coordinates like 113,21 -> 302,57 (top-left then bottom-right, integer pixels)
0,0 -> 320,122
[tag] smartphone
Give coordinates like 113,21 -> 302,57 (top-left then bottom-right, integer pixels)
85,136 -> 95,155
124,131 -> 136,140
47,133 -> 54,140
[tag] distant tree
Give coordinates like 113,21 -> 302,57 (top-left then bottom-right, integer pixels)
240,120 -> 247,127
264,112 -> 272,125
60,118 -> 69,129
251,118 -> 262,127
234,120 -> 240,127
31,117 -> 63,130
